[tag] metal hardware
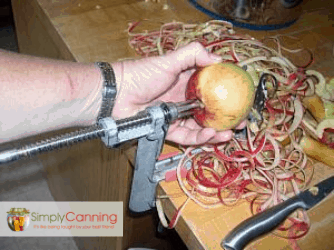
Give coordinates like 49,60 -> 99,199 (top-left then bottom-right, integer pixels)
0,100 -> 202,213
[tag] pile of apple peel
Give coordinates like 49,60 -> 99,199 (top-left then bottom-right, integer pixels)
301,76 -> 334,167
128,19 -> 334,167
128,20 -> 334,241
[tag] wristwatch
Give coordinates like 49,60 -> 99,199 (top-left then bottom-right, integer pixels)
95,62 -> 117,121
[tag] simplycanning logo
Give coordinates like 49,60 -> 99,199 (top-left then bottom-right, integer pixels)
31,211 -> 117,226
1,202 -> 122,236
7,208 -> 30,232
7,209 -> 118,232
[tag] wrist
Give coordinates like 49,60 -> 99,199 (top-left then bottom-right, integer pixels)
108,60 -> 142,120
83,61 -> 123,124
109,61 -> 123,102
109,61 -> 126,119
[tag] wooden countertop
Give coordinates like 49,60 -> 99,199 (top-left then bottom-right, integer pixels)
157,160 -> 334,250
27,0 -> 334,76
31,0 -> 210,62
12,0 -> 334,249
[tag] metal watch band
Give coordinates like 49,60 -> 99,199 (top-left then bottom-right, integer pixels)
95,62 -> 117,121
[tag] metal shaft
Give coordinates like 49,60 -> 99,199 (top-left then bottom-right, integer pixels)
116,111 -> 152,131
175,100 -> 202,119
0,125 -> 105,164
0,100 -> 202,165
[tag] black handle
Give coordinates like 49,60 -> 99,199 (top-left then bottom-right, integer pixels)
222,196 -> 307,250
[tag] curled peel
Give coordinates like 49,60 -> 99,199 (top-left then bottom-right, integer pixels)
316,119 -> 334,138
299,135 -> 334,167
302,95 -> 326,123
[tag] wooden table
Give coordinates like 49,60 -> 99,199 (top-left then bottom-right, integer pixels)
11,0 -> 334,249
156,153 -> 334,250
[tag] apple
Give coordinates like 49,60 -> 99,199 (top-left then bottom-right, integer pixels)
186,63 -> 255,130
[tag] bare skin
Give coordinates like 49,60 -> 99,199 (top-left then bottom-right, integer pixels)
0,43 -> 245,145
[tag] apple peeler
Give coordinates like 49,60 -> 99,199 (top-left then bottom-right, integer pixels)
0,100 -> 202,213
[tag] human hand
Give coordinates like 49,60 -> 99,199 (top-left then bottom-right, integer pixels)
111,42 -> 246,145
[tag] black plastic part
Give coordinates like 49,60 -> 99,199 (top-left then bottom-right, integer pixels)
222,175 -> 334,250
222,196 -> 306,250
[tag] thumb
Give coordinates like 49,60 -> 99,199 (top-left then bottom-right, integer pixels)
168,42 -> 222,71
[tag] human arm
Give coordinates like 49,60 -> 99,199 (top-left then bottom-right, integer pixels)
0,43 -> 244,145
0,49 -> 121,143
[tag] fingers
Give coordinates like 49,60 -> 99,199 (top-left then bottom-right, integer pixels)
166,117 -> 249,145
168,42 -> 222,72
207,130 -> 234,144
166,126 -> 233,145
235,120 -> 247,130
